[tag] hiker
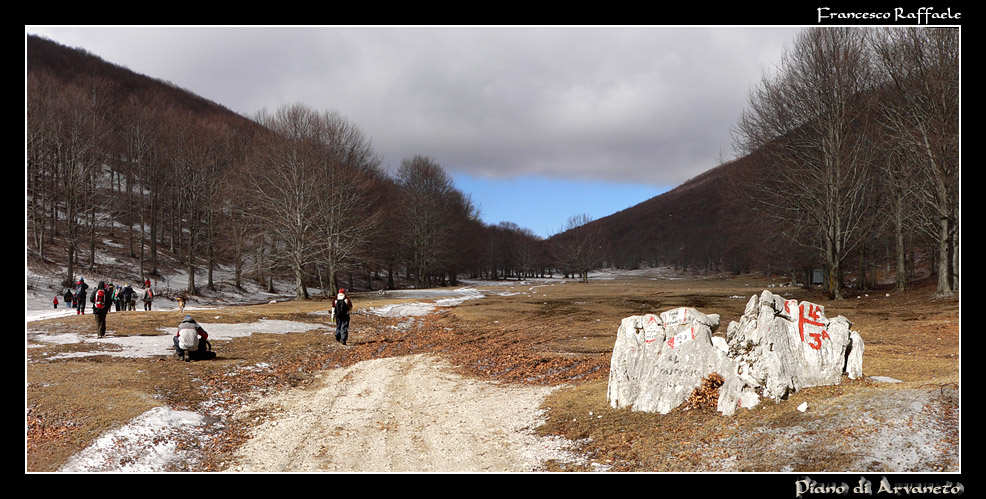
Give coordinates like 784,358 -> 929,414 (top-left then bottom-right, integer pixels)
332,288 -> 353,345
64,289 -> 74,309
142,286 -> 154,311
173,316 -> 215,362
53,295 -> 58,309
90,281 -> 110,338
112,283 -> 122,311
106,283 -> 116,312
177,293 -> 186,313
75,278 -> 89,315
121,283 -> 136,311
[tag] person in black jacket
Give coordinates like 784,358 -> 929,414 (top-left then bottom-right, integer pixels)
121,283 -> 136,311
332,289 -> 353,345
75,278 -> 89,315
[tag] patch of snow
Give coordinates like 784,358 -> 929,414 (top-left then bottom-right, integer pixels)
57,406 -> 220,472
28,319 -> 330,360
362,287 -> 485,318
870,376 -> 903,384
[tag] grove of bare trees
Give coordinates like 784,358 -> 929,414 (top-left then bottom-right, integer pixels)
26,36 -> 559,297
26,27 -> 959,300
732,27 -> 958,299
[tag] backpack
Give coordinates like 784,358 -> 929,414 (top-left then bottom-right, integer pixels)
336,298 -> 349,317
94,289 -> 106,309
189,340 -> 216,360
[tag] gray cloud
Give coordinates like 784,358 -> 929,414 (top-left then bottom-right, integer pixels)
27,26 -> 801,186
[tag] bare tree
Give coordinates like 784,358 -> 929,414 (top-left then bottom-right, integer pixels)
242,104 -> 382,298
26,69 -> 60,264
118,92 -> 160,265
396,155 -> 454,288
28,77 -> 98,285
553,213 -> 606,283
395,156 -> 477,287
243,105 -> 330,298
312,111 -> 384,294
872,27 -> 959,298
733,27 -> 879,299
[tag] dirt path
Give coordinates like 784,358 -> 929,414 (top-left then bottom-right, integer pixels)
226,354 -> 584,472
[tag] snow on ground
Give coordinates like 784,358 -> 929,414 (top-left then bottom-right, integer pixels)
26,265 -> 335,472
27,263 -> 661,472
26,267 -> 527,472
56,407 -> 220,473
28,319 -> 332,361
360,286 -> 486,317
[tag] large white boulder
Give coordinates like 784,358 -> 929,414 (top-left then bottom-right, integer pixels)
607,290 -> 864,416
607,307 -> 732,414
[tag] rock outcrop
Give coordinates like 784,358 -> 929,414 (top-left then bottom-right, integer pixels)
608,290 -> 864,416
607,307 -> 732,414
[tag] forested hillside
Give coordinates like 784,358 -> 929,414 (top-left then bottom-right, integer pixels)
26,27 -> 959,301
26,35 -> 554,298
577,27 -> 959,299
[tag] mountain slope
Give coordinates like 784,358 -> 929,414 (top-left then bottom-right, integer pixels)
581,154 -> 763,273
26,34 -> 257,128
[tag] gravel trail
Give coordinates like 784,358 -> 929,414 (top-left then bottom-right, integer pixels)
228,353 -> 584,472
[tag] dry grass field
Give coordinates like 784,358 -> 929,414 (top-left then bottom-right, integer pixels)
25,271 -> 960,473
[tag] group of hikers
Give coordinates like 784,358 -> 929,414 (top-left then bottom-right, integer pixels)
174,288 -> 352,361
57,277 -> 155,314
58,277 -> 355,362
56,277 -> 156,339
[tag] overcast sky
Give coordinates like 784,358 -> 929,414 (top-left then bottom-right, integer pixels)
25,25 -> 802,237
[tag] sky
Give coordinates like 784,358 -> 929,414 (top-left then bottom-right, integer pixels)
25,25 -> 802,237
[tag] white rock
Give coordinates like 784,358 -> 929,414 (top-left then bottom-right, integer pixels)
607,290 -> 865,417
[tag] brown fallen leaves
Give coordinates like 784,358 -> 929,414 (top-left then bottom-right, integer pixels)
26,409 -> 79,454
682,373 -> 725,412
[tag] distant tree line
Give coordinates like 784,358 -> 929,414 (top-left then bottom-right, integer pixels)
731,27 -> 958,299
26,35 -> 599,298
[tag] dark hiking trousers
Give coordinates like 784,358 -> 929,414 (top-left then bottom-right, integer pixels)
335,315 -> 350,344
94,311 -> 107,337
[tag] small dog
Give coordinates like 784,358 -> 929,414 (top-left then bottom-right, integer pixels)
177,296 -> 186,313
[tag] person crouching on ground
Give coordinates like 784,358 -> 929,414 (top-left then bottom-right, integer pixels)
174,315 -> 214,361
333,288 -> 353,345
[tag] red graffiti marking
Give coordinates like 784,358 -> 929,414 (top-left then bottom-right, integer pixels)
666,327 -> 695,349
798,303 -> 830,350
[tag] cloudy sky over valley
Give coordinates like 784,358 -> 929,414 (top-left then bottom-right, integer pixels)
26,25 -> 803,236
